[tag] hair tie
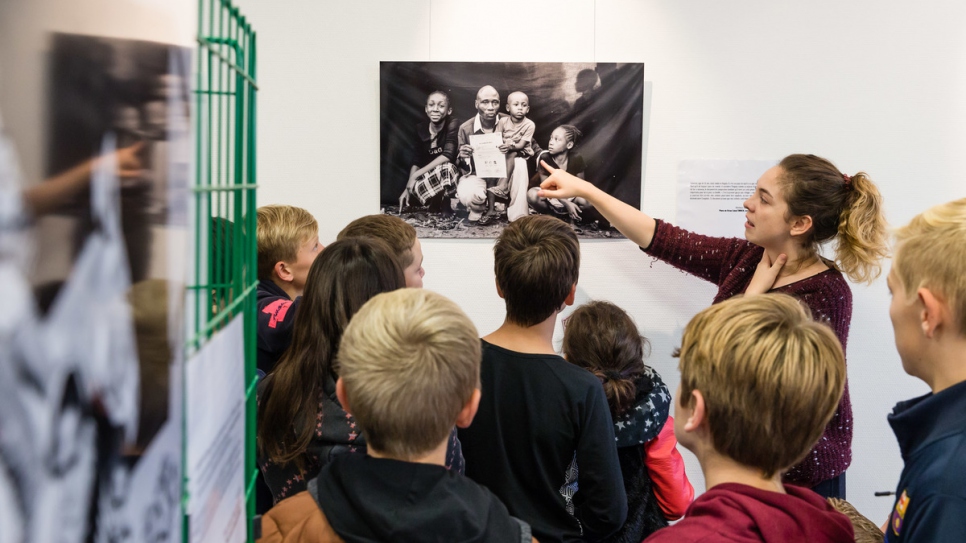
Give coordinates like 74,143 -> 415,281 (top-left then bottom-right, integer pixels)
842,173 -> 853,186
603,370 -> 623,381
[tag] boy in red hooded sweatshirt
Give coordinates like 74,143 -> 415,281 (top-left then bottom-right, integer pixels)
646,293 -> 854,543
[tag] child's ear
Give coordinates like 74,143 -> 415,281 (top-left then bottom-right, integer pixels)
274,260 -> 294,283
918,287 -> 946,339
566,141 -> 574,151
495,278 -> 505,299
335,377 -> 353,416
455,388 -> 482,429
683,389 -> 706,433
564,283 -> 577,306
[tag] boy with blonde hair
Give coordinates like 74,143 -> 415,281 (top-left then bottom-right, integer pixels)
458,215 -> 626,543
646,294 -> 854,542
258,289 -> 536,543
256,204 -> 322,373
336,214 -> 424,288
883,198 -> 966,542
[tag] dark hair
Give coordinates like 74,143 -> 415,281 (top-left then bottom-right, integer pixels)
562,301 -> 652,418
556,124 -> 582,147
494,215 -> 580,327
778,154 -> 888,283
257,238 -> 405,466
427,89 -> 450,105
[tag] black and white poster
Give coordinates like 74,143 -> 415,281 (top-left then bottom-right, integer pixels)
0,33 -> 189,542
381,62 -> 644,239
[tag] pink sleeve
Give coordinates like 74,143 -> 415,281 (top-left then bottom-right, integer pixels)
643,416 -> 694,520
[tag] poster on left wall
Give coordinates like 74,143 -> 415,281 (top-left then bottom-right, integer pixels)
0,33 -> 190,542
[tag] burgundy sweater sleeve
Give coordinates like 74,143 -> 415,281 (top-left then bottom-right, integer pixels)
641,220 -> 750,286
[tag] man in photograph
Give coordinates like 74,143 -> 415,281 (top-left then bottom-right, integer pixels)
455,85 -> 529,225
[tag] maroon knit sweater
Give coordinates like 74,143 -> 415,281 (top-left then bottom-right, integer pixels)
642,220 -> 852,487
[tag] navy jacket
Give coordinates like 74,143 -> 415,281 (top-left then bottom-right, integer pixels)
256,280 -> 300,374
885,379 -> 966,542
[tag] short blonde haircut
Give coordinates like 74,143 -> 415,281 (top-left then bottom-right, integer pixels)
256,205 -> 318,281
337,214 -> 417,269
893,197 -> 966,336
677,294 -> 845,477
337,289 -> 480,460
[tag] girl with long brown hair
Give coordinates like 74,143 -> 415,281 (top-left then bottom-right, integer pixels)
256,237 -> 463,504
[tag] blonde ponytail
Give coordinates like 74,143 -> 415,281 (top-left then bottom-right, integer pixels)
835,172 -> 889,284
778,154 -> 889,284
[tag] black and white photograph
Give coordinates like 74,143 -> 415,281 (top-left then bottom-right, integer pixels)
0,33 -> 191,541
48,33 -> 191,283
381,61 -> 644,239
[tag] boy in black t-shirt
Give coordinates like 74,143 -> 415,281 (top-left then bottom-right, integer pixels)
458,215 -> 626,543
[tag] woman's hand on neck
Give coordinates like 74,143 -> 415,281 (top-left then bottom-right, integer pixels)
764,243 -> 827,286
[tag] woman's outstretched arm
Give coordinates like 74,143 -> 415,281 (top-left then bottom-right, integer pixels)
538,160 -> 656,248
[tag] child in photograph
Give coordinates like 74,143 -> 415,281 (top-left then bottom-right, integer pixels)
398,90 -> 460,211
645,294 -> 854,543
562,301 -> 694,542
258,289 -> 536,543
487,91 -> 535,201
882,198 -> 966,542
527,125 -> 594,222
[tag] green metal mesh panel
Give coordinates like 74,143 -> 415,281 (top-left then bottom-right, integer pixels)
189,0 -> 257,539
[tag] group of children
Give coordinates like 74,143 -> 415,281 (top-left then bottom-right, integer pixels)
251,195 -> 966,542
400,88 -> 595,226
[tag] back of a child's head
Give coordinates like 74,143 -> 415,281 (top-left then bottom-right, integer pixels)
337,289 -> 481,461
297,237 -> 404,351
256,204 -> 318,281
337,214 -> 417,269
494,215 -> 579,327
677,293 -> 845,477
893,197 -> 966,336
563,300 -> 652,418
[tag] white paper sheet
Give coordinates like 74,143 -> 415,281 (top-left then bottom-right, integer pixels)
469,132 -> 507,178
676,159 -> 777,238
186,314 -> 246,543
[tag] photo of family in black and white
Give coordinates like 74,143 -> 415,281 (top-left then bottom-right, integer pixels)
380,62 -> 644,238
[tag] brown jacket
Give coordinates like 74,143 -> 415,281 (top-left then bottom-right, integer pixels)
258,491 -> 344,543
257,490 -> 540,543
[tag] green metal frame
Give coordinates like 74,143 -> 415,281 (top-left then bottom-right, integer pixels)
188,0 -> 258,539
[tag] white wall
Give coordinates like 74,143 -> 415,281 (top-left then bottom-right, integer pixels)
235,0 -> 965,521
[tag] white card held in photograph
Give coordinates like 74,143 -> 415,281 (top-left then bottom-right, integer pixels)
469,132 -> 507,179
